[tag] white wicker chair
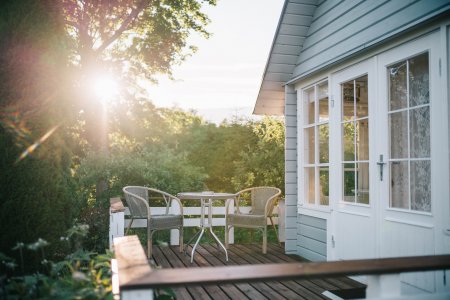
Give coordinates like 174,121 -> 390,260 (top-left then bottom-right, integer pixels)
123,186 -> 184,258
225,187 -> 281,254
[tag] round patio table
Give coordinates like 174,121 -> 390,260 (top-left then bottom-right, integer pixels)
177,192 -> 236,263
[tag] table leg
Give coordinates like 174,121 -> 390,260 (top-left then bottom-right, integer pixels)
190,227 -> 205,263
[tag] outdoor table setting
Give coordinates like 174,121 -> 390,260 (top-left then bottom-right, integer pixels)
177,191 -> 236,263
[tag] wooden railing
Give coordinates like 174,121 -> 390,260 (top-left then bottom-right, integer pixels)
109,197 -> 285,249
112,235 -> 450,300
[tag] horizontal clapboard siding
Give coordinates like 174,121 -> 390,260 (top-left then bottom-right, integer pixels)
254,0 -> 318,115
298,214 -> 327,261
292,0 -> 450,80
284,85 -> 298,254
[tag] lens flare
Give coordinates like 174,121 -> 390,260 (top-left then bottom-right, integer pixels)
15,125 -> 59,163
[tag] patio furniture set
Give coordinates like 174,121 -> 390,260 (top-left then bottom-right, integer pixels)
122,186 -> 281,262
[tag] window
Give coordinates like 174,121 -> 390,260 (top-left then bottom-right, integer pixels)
388,52 -> 430,212
341,75 -> 369,204
303,81 -> 329,206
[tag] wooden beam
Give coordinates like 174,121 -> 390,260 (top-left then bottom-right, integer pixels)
114,236 -> 152,287
119,253 -> 450,290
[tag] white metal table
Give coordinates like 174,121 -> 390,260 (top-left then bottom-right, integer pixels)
177,192 -> 235,263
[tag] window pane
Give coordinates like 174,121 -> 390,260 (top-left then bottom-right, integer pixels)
389,111 -> 408,159
390,161 -> 409,209
304,88 -> 315,124
343,163 -> 355,202
319,124 -> 329,163
410,160 -> 431,212
318,82 -> 329,122
409,53 -> 429,107
306,167 -> 315,204
356,75 -> 368,118
389,60 -> 407,110
356,163 -> 369,204
356,119 -> 369,161
319,167 -> 329,205
410,106 -> 430,158
342,122 -> 355,161
342,81 -> 355,120
305,127 -> 315,164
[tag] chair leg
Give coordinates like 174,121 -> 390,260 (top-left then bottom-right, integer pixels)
225,225 -> 229,249
269,216 -> 281,246
262,227 -> 267,254
147,233 -> 153,258
125,219 -> 134,235
179,227 -> 183,253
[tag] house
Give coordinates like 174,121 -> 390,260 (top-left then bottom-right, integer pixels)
254,0 -> 450,295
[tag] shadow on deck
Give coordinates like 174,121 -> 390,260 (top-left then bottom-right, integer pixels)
151,243 -> 366,300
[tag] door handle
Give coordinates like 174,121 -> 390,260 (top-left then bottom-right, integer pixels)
377,155 -> 386,181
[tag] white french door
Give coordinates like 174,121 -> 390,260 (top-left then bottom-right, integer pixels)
328,31 -> 447,292
377,31 -> 444,292
329,59 -> 378,261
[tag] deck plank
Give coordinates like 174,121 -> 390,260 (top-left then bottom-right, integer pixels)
169,246 -> 231,300
151,247 -> 193,300
201,244 -> 269,300
158,246 -> 212,300
150,243 -> 367,300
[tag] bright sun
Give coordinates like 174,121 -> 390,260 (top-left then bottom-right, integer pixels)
91,74 -> 119,102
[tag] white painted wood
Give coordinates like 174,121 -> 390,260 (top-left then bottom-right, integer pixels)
112,204 -> 282,246
329,58 -> 377,261
366,274 -> 401,299
377,32 -> 441,292
121,290 -> 154,300
170,199 -> 181,246
109,209 -> 124,249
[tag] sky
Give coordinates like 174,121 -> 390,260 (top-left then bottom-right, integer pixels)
147,0 -> 284,123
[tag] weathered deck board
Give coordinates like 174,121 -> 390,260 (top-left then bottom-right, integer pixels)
152,243 -> 365,300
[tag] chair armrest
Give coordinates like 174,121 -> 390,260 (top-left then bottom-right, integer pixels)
225,198 -> 237,215
264,194 -> 281,218
171,196 -> 184,216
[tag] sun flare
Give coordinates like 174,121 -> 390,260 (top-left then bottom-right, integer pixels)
91,74 -> 119,102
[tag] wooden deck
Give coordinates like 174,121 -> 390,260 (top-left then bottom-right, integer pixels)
151,243 -> 366,300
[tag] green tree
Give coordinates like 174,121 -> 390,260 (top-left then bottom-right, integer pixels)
0,0 -> 77,262
231,117 -> 285,194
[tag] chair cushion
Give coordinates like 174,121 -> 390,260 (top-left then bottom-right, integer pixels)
227,213 -> 266,227
149,214 -> 183,229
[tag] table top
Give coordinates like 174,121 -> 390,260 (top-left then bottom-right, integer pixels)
177,192 -> 236,200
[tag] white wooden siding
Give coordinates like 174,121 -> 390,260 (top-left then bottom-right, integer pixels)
285,85 -> 298,254
292,0 -> 450,80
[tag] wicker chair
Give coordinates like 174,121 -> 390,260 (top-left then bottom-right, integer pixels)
225,187 -> 281,254
122,186 -> 184,258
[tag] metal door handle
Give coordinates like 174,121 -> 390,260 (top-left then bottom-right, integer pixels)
377,155 -> 386,181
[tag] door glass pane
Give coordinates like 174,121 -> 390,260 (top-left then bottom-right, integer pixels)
409,53 -> 429,107
389,60 -> 407,110
410,160 -> 431,212
390,161 -> 409,209
356,75 -> 368,118
389,111 -> 408,159
305,87 -> 315,124
356,163 -> 369,204
343,163 -> 355,202
342,122 -> 355,161
306,167 -> 315,204
305,127 -> 315,164
410,106 -> 430,158
319,124 -> 329,163
320,167 -> 329,205
356,119 -> 369,161
342,81 -> 355,120
318,82 -> 329,122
